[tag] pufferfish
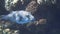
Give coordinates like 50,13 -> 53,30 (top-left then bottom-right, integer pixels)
0,10 -> 35,24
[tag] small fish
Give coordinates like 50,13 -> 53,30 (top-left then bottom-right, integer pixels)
1,10 -> 35,24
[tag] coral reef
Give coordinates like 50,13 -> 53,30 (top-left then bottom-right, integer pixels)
0,0 -> 60,34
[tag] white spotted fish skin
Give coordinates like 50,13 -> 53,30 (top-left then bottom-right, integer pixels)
1,10 -> 35,24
